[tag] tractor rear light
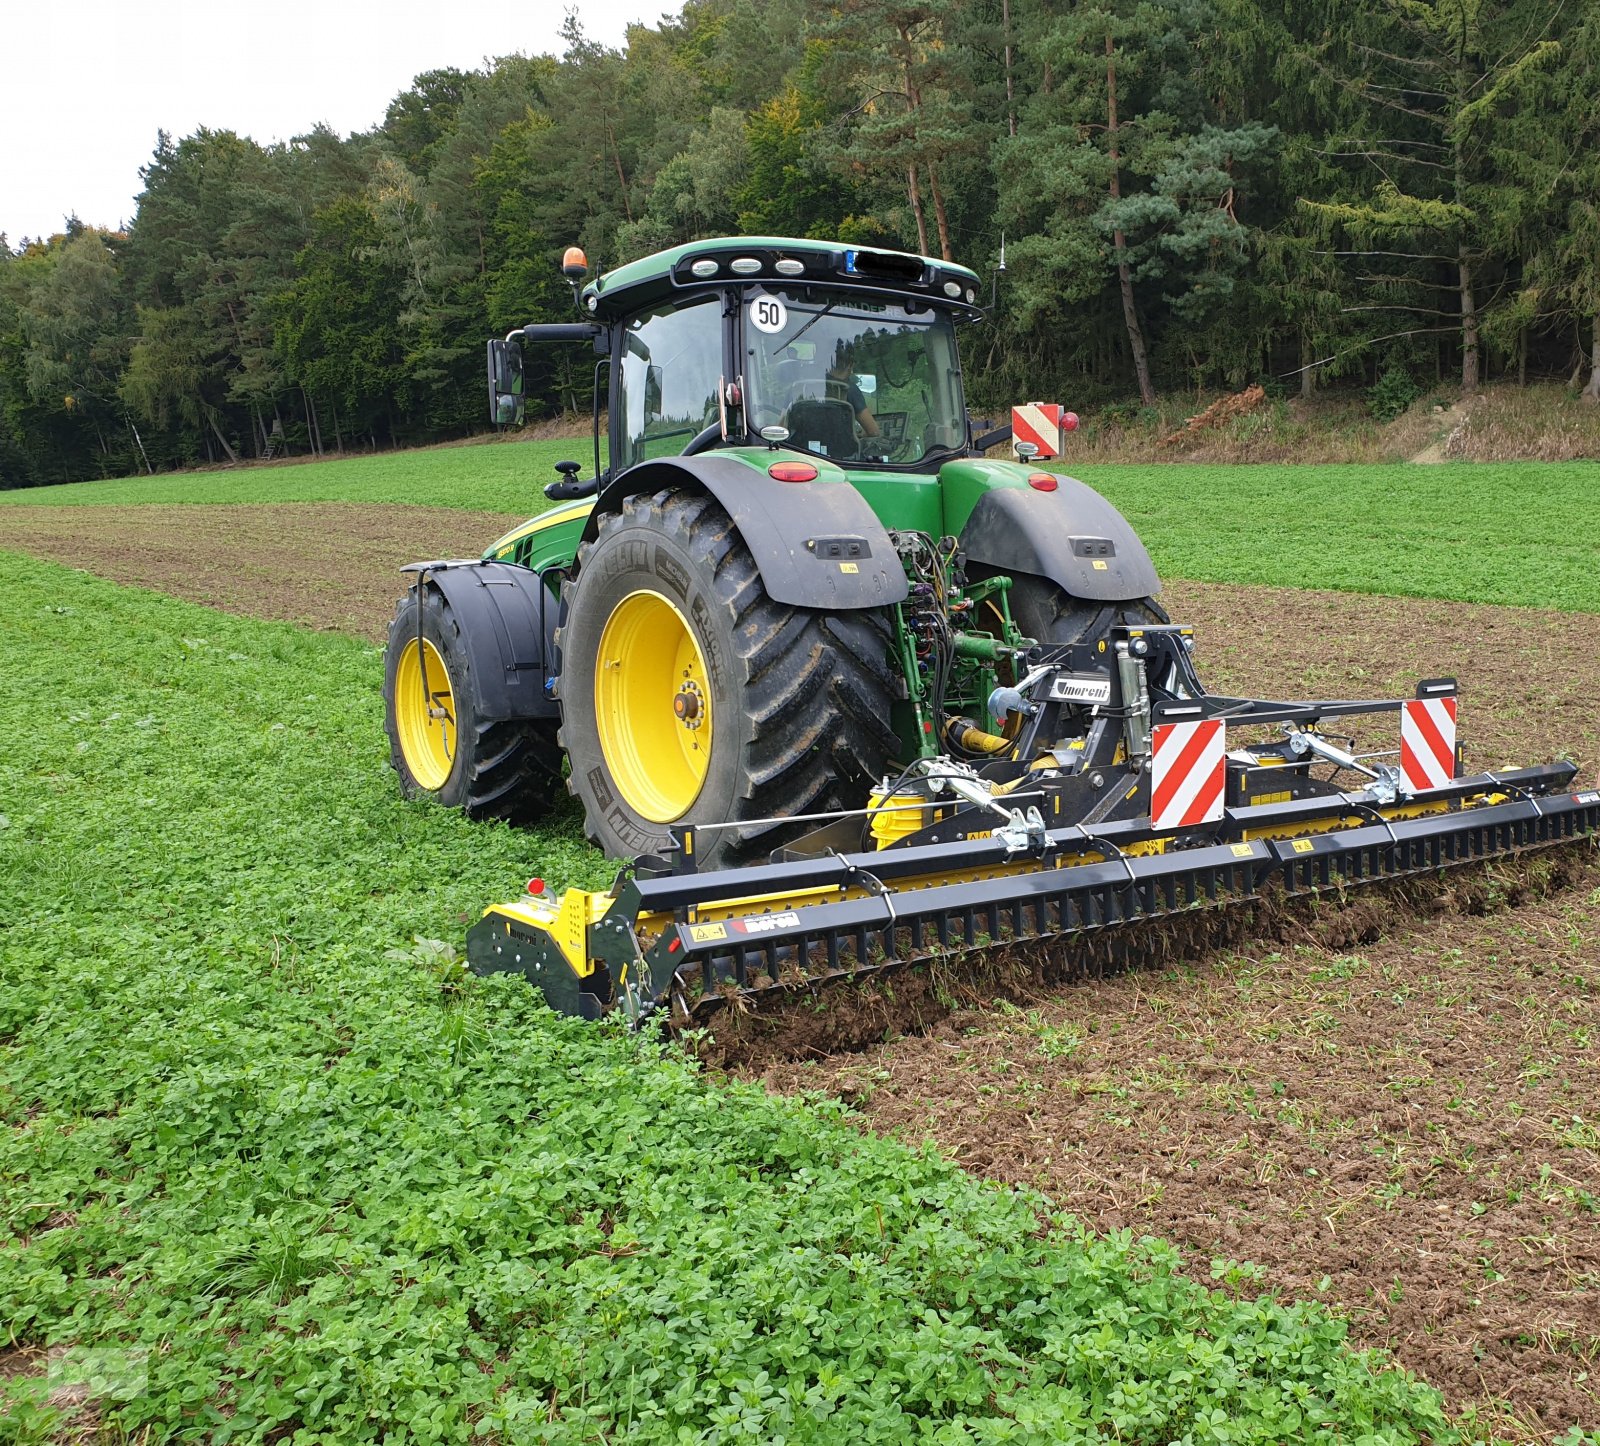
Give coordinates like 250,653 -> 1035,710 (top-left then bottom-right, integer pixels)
1063,411 -> 1080,431
730,257 -> 761,274
690,258 -> 719,278
943,281 -> 962,297
526,877 -> 545,895
1027,472 -> 1058,492
774,258 -> 805,276
769,460 -> 818,482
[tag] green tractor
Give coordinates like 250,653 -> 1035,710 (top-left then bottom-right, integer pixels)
384,236 -> 1158,871
384,237 -> 1597,1025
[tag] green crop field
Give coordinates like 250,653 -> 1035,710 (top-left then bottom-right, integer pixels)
6,446 -> 1598,612
0,552 -> 1461,1443
0,439 -> 586,513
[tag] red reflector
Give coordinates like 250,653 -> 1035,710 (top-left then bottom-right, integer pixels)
1062,411 -> 1080,432
1028,472 -> 1059,491
667,936 -> 682,953
768,461 -> 818,483
526,877 -> 545,895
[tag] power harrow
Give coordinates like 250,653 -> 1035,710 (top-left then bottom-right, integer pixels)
468,618 -> 1599,1026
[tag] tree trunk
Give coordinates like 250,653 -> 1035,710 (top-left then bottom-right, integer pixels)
906,162 -> 929,256
1449,72 -> 1479,395
301,386 -> 323,455
928,162 -> 952,261
607,125 -> 633,222
331,398 -> 344,452
1106,35 -> 1156,406
207,412 -> 239,464
1002,0 -> 1017,138
1583,314 -> 1600,404
1457,249 -> 1480,392
1300,334 -> 1315,399
126,415 -> 153,475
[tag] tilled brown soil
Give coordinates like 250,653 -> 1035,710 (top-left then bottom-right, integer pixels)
0,502 -> 517,642
760,857 -> 1600,1438
3,500 -> 1595,777
6,499 -> 1600,1435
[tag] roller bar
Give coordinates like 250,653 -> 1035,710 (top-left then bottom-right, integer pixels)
641,787 -> 1598,1020
467,767 -> 1598,1026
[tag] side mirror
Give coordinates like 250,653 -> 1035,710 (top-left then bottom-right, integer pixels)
486,339 -> 525,426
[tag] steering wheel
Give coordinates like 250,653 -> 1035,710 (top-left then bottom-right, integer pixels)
681,423 -> 725,456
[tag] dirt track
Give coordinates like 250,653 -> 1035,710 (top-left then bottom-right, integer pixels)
4,499 -> 1598,1435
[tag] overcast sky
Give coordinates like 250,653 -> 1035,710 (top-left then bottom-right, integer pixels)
3,0 -> 666,245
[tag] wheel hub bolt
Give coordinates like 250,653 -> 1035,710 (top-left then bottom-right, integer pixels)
673,690 -> 701,722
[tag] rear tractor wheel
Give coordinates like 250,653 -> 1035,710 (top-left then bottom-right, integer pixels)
557,487 -> 900,871
383,584 -> 561,823
1004,573 -> 1168,647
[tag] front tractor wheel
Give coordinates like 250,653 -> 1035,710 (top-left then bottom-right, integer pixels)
558,488 -> 899,871
383,585 -> 560,823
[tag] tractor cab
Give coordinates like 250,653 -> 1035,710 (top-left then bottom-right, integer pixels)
489,237 -> 985,490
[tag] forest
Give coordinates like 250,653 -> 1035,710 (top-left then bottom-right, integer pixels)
1,0 -> 1596,487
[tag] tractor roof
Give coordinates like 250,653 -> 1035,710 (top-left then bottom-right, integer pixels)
582,236 -> 984,321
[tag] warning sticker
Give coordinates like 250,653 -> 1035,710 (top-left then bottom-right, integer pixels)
688,922 -> 728,942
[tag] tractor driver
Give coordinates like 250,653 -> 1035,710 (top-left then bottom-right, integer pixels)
824,343 -> 880,439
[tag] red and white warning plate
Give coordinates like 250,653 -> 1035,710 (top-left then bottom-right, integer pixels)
1151,718 -> 1226,831
1401,697 -> 1457,791
1013,402 -> 1069,459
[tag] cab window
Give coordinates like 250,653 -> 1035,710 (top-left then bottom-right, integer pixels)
616,297 -> 722,470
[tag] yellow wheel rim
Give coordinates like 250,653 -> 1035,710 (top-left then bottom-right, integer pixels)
594,589 -> 715,823
394,637 -> 458,791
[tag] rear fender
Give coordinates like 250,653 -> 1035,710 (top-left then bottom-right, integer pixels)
585,454 -> 908,609
959,479 -> 1161,603
414,561 -> 560,722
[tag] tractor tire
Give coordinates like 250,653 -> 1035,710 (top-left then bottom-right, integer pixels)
1005,573 -> 1168,647
383,584 -> 562,824
557,487 -> 900,871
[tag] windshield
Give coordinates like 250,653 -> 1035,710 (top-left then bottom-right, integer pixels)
743,290 -> 966,465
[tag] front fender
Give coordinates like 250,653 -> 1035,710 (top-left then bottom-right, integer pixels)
417,561 -> 560,721
586,453 -> 908,610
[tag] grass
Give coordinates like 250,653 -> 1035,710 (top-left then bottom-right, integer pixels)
1087,460 -> 1600,613
0,552 -> 1462,1443
0,436 -> 589,512
6,440 -> 1598,612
